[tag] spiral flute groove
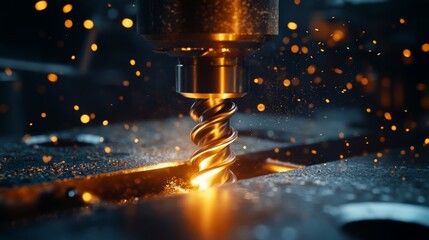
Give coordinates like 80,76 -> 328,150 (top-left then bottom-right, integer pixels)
189,98 -> 238,190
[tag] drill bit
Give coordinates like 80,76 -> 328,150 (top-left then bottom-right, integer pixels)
137,0 -> 279,190
189,98 -> 238,190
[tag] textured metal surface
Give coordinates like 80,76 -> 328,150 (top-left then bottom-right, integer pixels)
1,150 -> 428,240
137,0 -> 279,49
1,110 -> 428,239
0,110 -> 365,187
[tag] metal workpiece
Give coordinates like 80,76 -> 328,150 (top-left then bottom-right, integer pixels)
2,149 -> 429,240
1,111 -> 429,239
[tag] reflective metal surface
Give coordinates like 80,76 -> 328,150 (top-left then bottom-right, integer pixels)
137,0 -> 279,49
176,57 -> 248,99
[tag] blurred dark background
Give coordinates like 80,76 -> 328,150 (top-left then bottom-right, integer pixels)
0,0 -> 428,137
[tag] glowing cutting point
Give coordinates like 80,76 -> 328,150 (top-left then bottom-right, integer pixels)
191,168 -> 224,191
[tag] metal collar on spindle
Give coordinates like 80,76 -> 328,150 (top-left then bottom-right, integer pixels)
176,57 -> 248,99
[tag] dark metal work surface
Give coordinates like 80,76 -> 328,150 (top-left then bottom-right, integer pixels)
1,111 -> 429,239
1,150 -> 428,240
0,110 -> 363,187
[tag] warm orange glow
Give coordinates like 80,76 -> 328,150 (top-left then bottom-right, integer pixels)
422,43 -> 429,52
257,103 -> 266,112
102,120 -> 109,126
361,77 -> 369,86
73,105 -> 79,111
334,68 -> 343,74
384,112 -> 392,120
332,30 -> 345,42
282,37 -> 290,44
104,146 -> 111,154
62,4 -> 73,13
64,19 -> 73,28
253,77 -> 264,85
391,125 -> 397,131
424,138 -> 429,146
123,162 -> 186,174
42,155 -> 52,163
291,45 -> 299,53
182,188 -> 233,239
47,73 -> 58,82
366,108 -> 372,113
35,1 -> 48,11
313,77 -> 322,84
287,22 -> 298,30
82,192 -> 93,203
50,135 -> 58,143
301,46 -> 309,54
402,49 -> 411,58
399,18 -> 406,24
83,19 -> 94,29
41,112 -> 47,118
122,18 -> 134,28
417,83 -> 426,91
91,43 -> 98,52
191,168 -> 224,190
80,114 -> 90,124
130,59 -> 136,66
325,99 -> 330,104
283,79 -> 291,87
292,77 -> 300,86
264,160 -> 298,173
4,67 -> 12,76
307,65 -> 316,75
346,82 -> 353,90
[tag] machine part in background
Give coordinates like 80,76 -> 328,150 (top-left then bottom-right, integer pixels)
137,0 -> 279,189
0,72 -> 24,136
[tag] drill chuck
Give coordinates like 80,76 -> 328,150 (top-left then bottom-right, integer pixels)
137,0 -> 279,98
